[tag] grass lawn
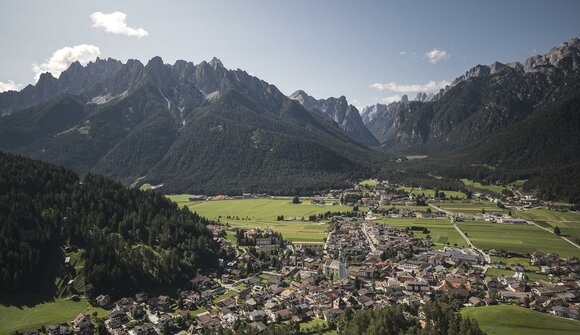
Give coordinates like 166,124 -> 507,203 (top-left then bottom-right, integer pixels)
300,318 -> 330,333
213,290 -> 238,303
397,187 -> 467,199
515,209 -> 580,244
0,297 -> 110,334
460,179 -> 505,194
490,257 -> 536,271
167,198 -> 351,243
485,268 -> 548,282
377,218 -> 467,248
457,221 -> 580,257
461,305 -> 580,335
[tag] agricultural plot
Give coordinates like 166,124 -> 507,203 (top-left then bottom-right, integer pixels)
167,198 -> 351,243
460,179 -> 505,194
397,187 -> 467,199
359,179 -> 379,186
457,221 -> 580,257
437,201 -> 508,215
0,298 -> 109,335
515,209 -> 580,244
461,305 -> 580,335
377,218 -> 467,248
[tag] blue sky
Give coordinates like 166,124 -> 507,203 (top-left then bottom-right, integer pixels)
1,0 -> 579,109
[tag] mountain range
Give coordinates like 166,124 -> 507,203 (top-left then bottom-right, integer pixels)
0,37 -> 579,200
0,57 -> 378,195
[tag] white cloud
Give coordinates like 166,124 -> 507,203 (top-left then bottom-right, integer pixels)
90,11 -> 149,38
32,44 -> 101,81
0,80 -> 23,92
370,80 -> 451,94
380,95 -> 402,104
399,51 -> 407,56
425,48 -> 450,63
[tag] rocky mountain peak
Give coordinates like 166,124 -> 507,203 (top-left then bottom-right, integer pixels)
289,90 -> 378,146
525,37 -> 580,73
209,57 -> 224,69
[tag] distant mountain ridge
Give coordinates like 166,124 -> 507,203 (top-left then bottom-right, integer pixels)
360,37 -> 580,201
289,90 -> 378,146
0,57 -> 378,194
360,37 -> 580,150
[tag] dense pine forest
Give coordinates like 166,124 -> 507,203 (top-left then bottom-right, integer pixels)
0,151 -> 219,297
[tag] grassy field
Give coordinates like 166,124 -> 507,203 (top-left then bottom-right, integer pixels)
436,201 -> 508,215
491,256 -> 536,271
167,198 -> 352,243
462,305 -> 580,335
359,179 -> 379,186
460,179 -> 505,194
0,297 -> 110,334
300,318 -> 330,333
485,268 -> 548,282
377,218 -> 467,248
139,183 -> 152,190
457,221 -> 580,257
515,209 -> 580,244
398,187 -> 467,199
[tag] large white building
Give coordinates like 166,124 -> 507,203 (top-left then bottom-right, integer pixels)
323,250 -> 348,280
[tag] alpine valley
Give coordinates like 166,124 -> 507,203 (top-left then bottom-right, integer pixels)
1,38 -> 580,201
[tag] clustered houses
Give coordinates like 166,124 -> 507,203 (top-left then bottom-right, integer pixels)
31,181 -> 580,334
39,218 -> 580,335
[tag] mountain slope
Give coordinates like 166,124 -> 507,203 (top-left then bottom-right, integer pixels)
371,37 -> 580,156
0,151 -> 218,296
0,57 -> 378,194
364,37 -> 580,201
289,90 -> 379,146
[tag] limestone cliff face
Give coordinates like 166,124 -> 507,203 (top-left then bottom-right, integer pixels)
289,90 -> 378,147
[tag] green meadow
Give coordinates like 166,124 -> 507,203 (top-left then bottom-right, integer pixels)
436,201 -> 508,215
0,298 -> 110,335
457,221 -> 580,257
462,305 -> 580,335
377,217 -> 467,248
460,179 -> 505,194
515,208 -> 580,244
359,179 -> 379,186
167,197 -> 352,243
397,186 -> 467,199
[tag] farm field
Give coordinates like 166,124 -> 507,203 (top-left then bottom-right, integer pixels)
359,179 -> 379,186
377,218 -> 467,248
436,201 -> 508,215
515,209 -> 580,244
461,305 -> 580,335
457,221 -> 580,257
460,179 -> 505,194
397,187 -> 467,199
167,198 -> 351,243
0,297 -> 110,334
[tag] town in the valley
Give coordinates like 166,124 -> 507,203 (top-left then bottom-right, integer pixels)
25,180 -> 580,335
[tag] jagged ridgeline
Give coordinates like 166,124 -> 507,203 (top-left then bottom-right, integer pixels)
0,151 -> 218,296
360,37 -> 580,202
0,57 -> 380,195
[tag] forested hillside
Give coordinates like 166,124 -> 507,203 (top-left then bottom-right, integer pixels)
0,151 -> 218,297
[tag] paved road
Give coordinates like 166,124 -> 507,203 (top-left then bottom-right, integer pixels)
429,203 -> 491,264
527,220 -> 580,250
361,221 -> 378,252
